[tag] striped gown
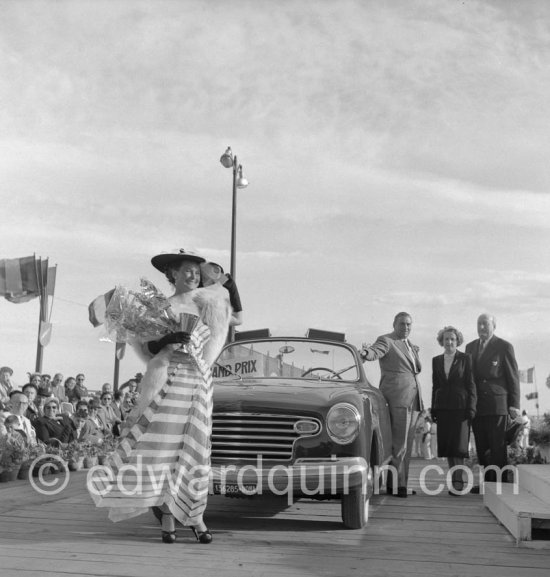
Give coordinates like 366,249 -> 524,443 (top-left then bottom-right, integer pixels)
90,321 -> 213,526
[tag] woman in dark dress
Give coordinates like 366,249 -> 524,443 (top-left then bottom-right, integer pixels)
431,326 -> 477,494
33,397 -> 77,445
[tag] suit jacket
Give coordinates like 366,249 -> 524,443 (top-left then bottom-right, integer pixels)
431,351 -> 477,415
33,414 -> 77,444
363,332 -> 423,410
77,418 -> 104,444
465,335 -> 520,416
12,414 -> 37,445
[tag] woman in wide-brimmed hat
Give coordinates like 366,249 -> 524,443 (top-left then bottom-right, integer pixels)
89,248 -> 231,545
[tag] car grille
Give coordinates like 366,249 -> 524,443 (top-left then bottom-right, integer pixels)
212,413 -> 321,462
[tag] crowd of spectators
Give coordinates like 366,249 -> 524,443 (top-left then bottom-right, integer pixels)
0,365 -> 142,451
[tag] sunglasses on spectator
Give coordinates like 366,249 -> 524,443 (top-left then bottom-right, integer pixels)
44,404 -> 58,410
102,397 -> 112,401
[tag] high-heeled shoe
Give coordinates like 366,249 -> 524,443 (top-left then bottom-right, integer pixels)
161,530 -> 177,544
190,526 -> 212,544
160,511 -> 176,544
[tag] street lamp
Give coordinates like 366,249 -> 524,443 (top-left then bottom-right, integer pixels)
219,146 -> 249,281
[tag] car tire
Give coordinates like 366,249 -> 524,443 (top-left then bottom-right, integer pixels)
341,483 -> 369,529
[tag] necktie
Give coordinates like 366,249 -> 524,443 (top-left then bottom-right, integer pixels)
478,339 -> 486,357
404,339 -> 417,372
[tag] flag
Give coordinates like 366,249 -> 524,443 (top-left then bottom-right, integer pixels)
525,392 -> 538,400
88,289 -> 115,327
39,321 -> 52,346
0,256 -> 55,303
0,256 -> 40,303
519,367 -> 535,383
546,374 -> 550,389
47,266 -> 57,296
116,342 -> 126,360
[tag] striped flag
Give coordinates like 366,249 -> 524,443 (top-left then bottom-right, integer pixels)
88,289 -> 115,327
519,367 -> 535,383
0,256 -> 56,303
0,256 -> 40,302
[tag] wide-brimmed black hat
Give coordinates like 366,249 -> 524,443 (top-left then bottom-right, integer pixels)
151,249 -> 206,273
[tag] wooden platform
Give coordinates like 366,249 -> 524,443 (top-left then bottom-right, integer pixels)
484,465 -> 550,545
0,459 -> 549,577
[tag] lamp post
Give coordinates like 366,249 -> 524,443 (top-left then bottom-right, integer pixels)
220,146 -> 249,280
220,146 -> 248,341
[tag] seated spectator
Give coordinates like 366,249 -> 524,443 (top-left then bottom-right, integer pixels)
0,400 -> 9,436
37,380 -> 54,402
33,398 -> 77,445
111,390 -> 125,423
119,379 -> 140,410
74,373 -> 89,401
0,366 -> 14,402
87,398 -> 107,434
97,391 -> 121,435
118,378 -> 136,395
75,399 -> 89,415
65,377 -> 78,404
28,372 -> 42,388
51,373 -> 66,402
22,383 -> 41,423
3,414 -> 27,444
73,408 -> 103,445
8,391 -> 37,445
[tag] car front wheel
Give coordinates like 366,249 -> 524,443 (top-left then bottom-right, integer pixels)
341,483 -> 369,529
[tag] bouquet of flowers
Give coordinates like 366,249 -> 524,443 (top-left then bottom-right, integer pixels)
104,278 -> 179,343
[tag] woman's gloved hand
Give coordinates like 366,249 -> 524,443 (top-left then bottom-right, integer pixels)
147,331 -> 191,355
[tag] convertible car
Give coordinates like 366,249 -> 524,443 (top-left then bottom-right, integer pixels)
210,329 -> 392,528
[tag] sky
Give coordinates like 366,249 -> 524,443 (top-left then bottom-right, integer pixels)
1,0 -> 549,414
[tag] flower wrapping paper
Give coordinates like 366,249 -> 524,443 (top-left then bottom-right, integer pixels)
104,278 -> 178,343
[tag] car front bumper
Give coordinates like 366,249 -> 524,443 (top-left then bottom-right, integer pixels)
210,456 -> 371,496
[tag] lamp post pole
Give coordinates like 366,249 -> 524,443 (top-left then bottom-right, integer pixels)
230,155 -> 238,280
220,146 -> 248,341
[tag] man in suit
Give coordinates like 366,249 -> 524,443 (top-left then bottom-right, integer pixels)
8,391 -> 37,445
360,312 -> 423,497
465,314 -> 520,489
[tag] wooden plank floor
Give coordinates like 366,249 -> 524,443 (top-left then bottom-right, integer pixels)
0,459 -> 549,577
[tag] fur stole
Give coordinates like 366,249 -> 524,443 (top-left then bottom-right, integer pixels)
126,284 -> 231,427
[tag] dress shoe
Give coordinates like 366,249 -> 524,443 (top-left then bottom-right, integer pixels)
161,530 -> 176,544
191,526 -> 213,544
393,487 -> 416,498
160,511 -> 176,543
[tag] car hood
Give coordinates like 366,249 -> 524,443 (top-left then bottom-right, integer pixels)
213,378 -> 362,414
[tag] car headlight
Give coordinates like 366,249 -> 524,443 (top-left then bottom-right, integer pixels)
326,403 -> 361,444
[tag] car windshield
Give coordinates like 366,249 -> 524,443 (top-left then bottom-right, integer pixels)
213,340 -> 359,381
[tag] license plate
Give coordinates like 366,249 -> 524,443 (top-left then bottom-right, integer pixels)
213,483 -> 258,494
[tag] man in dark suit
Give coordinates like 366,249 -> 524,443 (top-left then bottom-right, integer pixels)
465,314 -> 520,489
360,312 -> 423,497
